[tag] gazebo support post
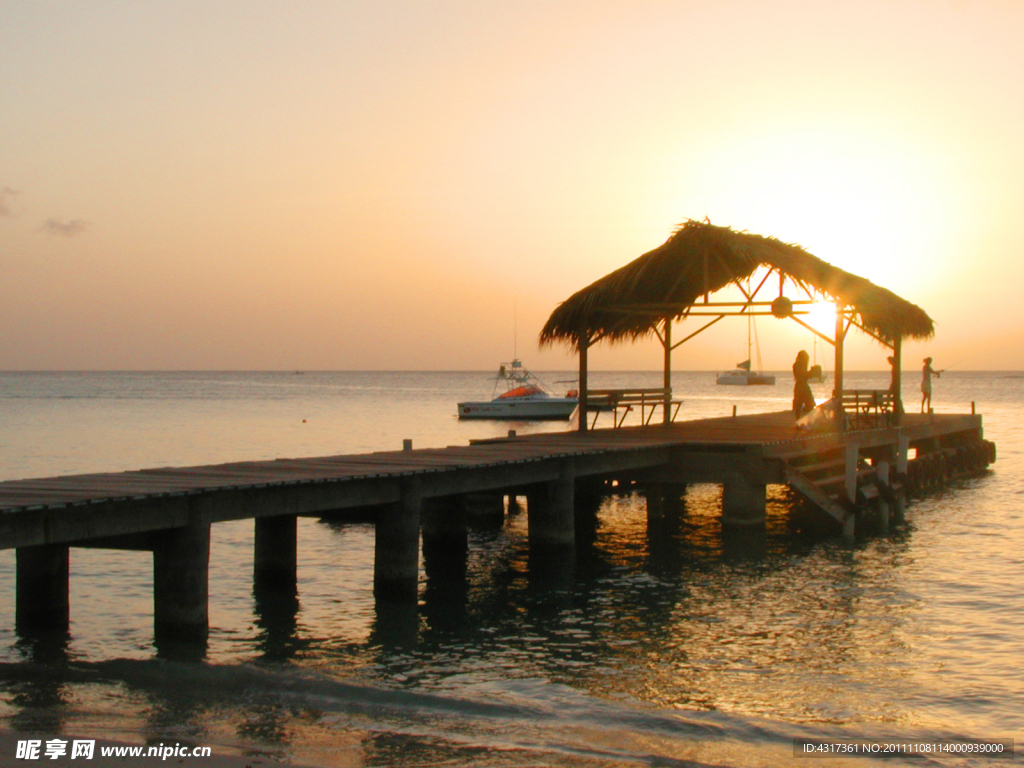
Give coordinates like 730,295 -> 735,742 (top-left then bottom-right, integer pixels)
662,317 -> 672,425
834,306 -> 846,425
893,335 -> 903,418
578,333 -> 589,433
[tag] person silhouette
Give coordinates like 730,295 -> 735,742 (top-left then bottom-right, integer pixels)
921,357 -> 940,413
792,350 -> 815,419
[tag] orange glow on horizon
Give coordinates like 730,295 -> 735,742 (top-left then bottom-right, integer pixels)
1,2 -> 1022,370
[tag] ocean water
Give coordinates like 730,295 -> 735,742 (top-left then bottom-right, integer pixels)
0,370 -> 1020,767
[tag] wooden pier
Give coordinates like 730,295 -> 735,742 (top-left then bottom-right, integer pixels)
1,411 -> 994,644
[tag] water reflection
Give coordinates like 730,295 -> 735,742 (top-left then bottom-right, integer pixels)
6,629 -> 71,734
371,600 -> 419,650
357,484 -> 922,727
252,587 -> 303,662
420,542 -> 469,636
153,634 -> 208,663
527,542 -> 575,601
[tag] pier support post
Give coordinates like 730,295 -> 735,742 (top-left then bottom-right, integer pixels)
253,514 -> 300,662
527,462 -> 576,546
462,492 -> 505,530
374,479 -> 422,601
893,435 -> 909,523
721,477 -> 766,527
875,460 -> 891,534
421,496 -> 469,632
645,482 -> 665,524
507,494 -> 524,516
421,496 -> 468,583
664,484 -> 686,519
842,445 -> 859,541
574,479 -> 604,518
844,445 -> 859,506
644,483 -> 686,524
153,521 -> 210,642
896,435 -> 910,474
573,479 -> 603,548
254,515 -> 298,593
16,545 -> 70,633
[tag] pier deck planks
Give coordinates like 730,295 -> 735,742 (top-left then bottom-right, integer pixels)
0,412 -> 983,540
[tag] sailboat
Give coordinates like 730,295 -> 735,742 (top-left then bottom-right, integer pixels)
716,314 -> 776,385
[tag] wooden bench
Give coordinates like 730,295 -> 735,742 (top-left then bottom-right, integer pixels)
585,388 -> 683,428
838,389 -> 898,429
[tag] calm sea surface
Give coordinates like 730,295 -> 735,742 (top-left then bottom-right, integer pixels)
0,370 -> 1020,767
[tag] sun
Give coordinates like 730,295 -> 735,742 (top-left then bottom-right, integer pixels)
671,122 -> 950,295
803,300 -> 837,338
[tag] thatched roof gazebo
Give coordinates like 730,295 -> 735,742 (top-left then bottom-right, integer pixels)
540,219 -> 934,430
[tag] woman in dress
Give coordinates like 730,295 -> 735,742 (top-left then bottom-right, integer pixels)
792,350 -> 816,418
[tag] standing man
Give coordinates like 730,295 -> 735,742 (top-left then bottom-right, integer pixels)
921,357 -> 940,413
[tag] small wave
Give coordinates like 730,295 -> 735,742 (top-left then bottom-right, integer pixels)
2,659 -> 1005,766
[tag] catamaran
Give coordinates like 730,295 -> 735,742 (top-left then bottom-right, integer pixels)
716,315 -> 776,385
716,363 -> 776,386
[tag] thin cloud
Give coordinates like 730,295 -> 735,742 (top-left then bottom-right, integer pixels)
40,218 -> 90,237
0,187 -> 19,217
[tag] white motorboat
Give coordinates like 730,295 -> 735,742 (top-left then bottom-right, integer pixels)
458,360 -> 579,420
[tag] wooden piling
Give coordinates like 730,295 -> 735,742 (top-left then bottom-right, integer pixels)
721,476 -> 766,526
645,482 -> 665,524
254,515 -> 298,593
373,478 -> 422,601
462,492 -> 505,529
421,496 -> 468,582
527,461 -> 576,546
874,459 -> 891,534
16,544 -> 69,633
153,521 -> 210,641
843,445 -> 859,506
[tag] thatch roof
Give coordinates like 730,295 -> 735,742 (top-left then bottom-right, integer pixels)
540,220 -> 934,350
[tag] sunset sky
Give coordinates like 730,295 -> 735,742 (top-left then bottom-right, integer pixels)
2,0 -> 1022,371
